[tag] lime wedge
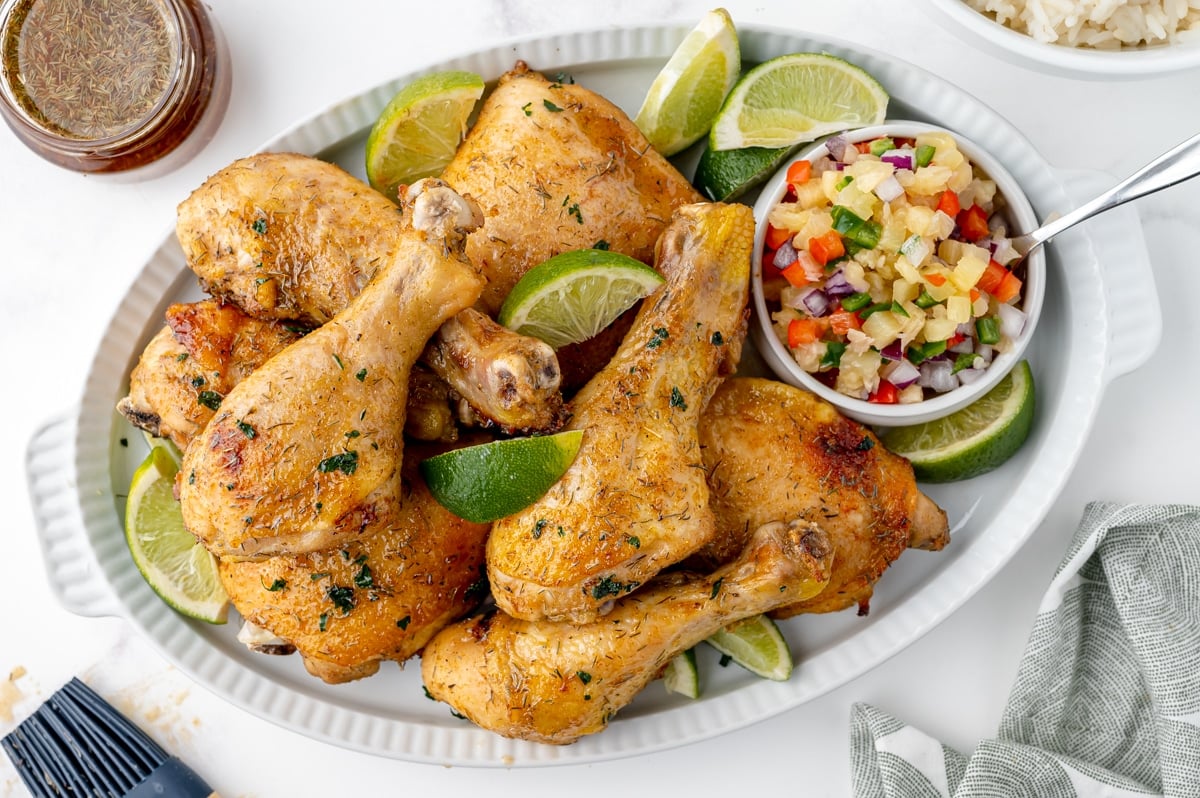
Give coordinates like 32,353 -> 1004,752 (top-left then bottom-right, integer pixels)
880,360 -> 1036,483
125,446 -> 229,623
663,648 -> 701,699
498,249 -> 665,349
419,430 -> 584,523
140,430 -> 182,465
634,8 -> 740,156
705,614 -> 793,681
693,143 -> 793,201
365,70 -> 485,200
709,53 -> 888,151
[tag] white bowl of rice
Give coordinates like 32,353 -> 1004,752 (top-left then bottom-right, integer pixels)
922,0 -> 1200,78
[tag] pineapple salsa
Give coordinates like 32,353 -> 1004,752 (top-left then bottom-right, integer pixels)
762,130 -> 1027,404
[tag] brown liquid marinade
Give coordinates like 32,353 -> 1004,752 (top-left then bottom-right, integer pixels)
2,0 -> 179,140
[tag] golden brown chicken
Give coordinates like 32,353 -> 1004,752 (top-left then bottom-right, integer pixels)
176,151 -> 564,433
441,62 -> 705,316
486,202 -> 754,623
423,519 -> 833,744
116,299 -> 306,451
179,180 -> 485,560
218,452 -> 490,684
698,377 -> 950,616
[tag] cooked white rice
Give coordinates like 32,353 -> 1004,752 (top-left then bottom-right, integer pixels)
964,0 -> 1200,48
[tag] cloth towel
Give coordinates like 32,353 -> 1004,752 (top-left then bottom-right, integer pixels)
851,502 -> 1200,797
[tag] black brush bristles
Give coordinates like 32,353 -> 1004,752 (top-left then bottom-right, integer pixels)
2,678 -> 215,798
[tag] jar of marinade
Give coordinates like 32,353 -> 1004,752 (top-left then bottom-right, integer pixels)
0,0 -> 230,174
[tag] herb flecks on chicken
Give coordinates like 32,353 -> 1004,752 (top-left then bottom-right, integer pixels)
486,201 -> 754,623
179,180 -> 485,560
423,519 -> 833,744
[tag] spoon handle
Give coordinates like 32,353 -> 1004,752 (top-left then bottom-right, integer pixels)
1017,130 -> 1200,254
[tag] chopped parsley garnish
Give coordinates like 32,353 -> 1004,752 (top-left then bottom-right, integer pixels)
543,99 -> 563,112
552,71 -> 575,84
317,450 -> 358,475
264,578 -> 287,592
670,386 -> 687,410
332,353 -> 344,369
711,331 -> 724,346
354,562 -> 373,589
647,326 -> 669,349
522,102 -> 532,116
567,202 -> 583,224
318,613 -> 328,632
237,420 -> 256,439
591,576 -> 637,600
119,437 -> 128,447
175,352 -> 188,362
396,616 -> 411,630
710,577 -> 724,599
627,535 -> 640,548
327,585 -> 356,614
593,240 -> 610,250
533,518 -> 547,539
196,390 -> 223,410
856,436 -> 876,452
190,375 -> 205,388
576,671 -> 592,685
355,368 -> 367,382
252,218 -> 267,235
310,572 -> 329,581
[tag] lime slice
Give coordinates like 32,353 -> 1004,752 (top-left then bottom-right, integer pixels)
633,8 -> 740,156
693,143 -> 794,201
705,614 -> 793,681
365,70 -> 485,200
880,360 -> 1036,483
663,648 -> 701,699
140,429 -> 182,465
125,446 -> 229,623
498,249 -> 665,349
709,53 -> 888,151
419,430 -> 584,523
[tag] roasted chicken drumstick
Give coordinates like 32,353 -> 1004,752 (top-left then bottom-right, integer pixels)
423,519 -> 833,744
179,180 -> 484,560
486,201 -> 754,623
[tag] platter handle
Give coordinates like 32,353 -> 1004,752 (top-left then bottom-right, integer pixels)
1060,169 -> 1161,384
26,409 -> 124,618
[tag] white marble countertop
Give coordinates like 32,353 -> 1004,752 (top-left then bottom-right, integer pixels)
3,1 -> 1199,795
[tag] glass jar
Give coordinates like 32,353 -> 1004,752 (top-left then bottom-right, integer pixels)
0,0 -> 230,174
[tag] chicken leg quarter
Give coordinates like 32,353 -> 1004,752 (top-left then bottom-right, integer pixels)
179,181 -> 484,560
486,202 -> 754,623
422,519 -> 833,744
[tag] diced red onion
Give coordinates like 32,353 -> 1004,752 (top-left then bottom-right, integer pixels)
956,367 -> 987,385
797,250 -> 824,282
874,174 -> 904,202
991,237 -> 1017,265
974,343 -> 994,364
881,358 -> 921,389
996,303 -> 1027,339
880,149 -> 914,170
956,322 -> 974,337
825,134 -> 850,161
801,287 -> 832,317
823,269 -> 855,299
773,240 -> 798,269
881,340 -> 905,361
918,360 -> 958,393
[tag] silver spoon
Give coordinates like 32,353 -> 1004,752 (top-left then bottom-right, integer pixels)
1010,130 -> 1200,260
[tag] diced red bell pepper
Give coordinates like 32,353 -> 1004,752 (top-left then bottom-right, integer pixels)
780,261 -> 811,287
765,224 -> 793,250
786,160 -> 812,185
957,204 -> 990,242
829,309 -> 861,336
977,259 -> 1008,294
808,230 -> 845,266
994,270 -> 1023,304
936,189 -> 960,217
787,318 -> 822,348
869,381 -> 899,404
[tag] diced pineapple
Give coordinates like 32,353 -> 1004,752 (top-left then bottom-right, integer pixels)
793,341 -> 824,373
946,294 -> 972,324
862,309 -> 904,349
836,183 -> 879,221
842,260 -> 870,292
905,205 -> 935,236
923,316 -> 959,342
950,247 -> 988,291
844,158 -> 894,192
899,164 -> 953,196
793,179 -> 828,210
929,210 -> 956,239
894,253 -> 922,282
916,131 -> 959,161
836,349 -> 882,399
878,219 -> 908,253
893,278 -> 919,304
947,160 -> 973,192
865,270 -> 889,299
821,169 -> 841,202
898,383 -> 924,404
898,237 -> 932,269
937,239 -> 967,264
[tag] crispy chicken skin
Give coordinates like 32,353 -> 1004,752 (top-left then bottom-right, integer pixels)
117,299 -> 305,450
424,519 -> 832,744
176,151 -> 564,433
698,377 -> 950,616
177,152 -> 403,327
441,62 -> 704,315
218,455 -> 489,684
179,181 -> 485,560
486,202 -> 754,623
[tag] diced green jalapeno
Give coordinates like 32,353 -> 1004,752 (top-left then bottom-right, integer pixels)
914,290 -> 940,309
952,352 -> 981,374
821,341 -> 847,368
869,137 -> 895,156
915,144 -> 935,168
841,292 -> 873,312
830,205 -> 882,249
976,316 -> 1001,345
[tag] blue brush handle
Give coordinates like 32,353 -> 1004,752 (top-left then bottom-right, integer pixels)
126,757 -> 218,798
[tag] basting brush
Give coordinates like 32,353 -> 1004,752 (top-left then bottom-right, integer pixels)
2,677 -> 218,797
